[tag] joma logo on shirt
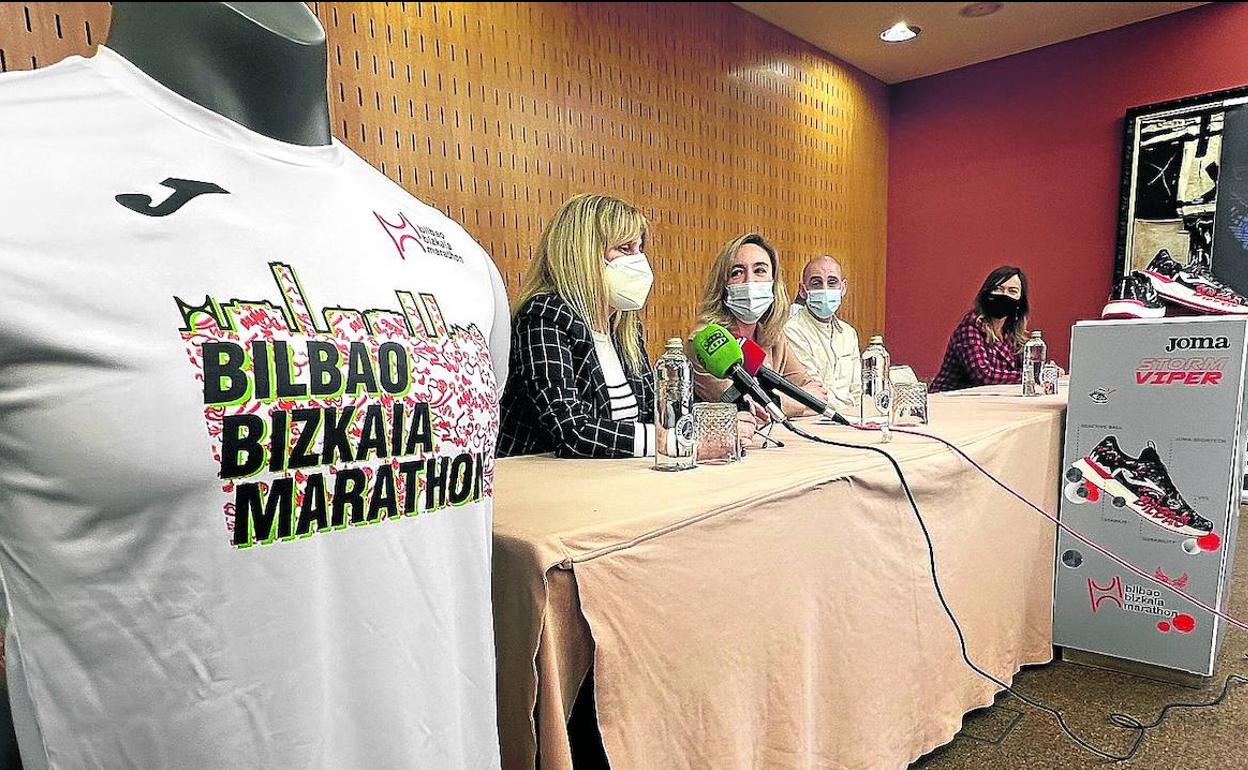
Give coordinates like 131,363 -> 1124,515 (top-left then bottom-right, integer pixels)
116,177 -> 228,216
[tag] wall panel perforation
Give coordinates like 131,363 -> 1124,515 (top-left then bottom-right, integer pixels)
2,1 -> 887,354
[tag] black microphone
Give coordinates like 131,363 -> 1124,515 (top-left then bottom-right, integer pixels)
739,337 -> 851,426
717,383 -> 786,447
719,384 -> 745,408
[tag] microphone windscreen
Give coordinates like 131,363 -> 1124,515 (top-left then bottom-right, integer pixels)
738,337 -> 767,377
691,324 -> 744,379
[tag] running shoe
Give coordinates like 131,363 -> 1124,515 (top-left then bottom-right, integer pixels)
1068,435 -> 1214,537
1142,249 -> 1248,315
1101,272 -> 1166,319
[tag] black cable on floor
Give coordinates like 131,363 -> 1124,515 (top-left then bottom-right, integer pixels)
782,421 -> 1248,763
1107,669 -> 1248,733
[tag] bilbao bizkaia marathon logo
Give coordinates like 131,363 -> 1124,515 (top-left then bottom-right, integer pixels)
174,262 -> 498,548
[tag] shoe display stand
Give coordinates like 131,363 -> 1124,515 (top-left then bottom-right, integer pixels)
1053,316 -> 1248,676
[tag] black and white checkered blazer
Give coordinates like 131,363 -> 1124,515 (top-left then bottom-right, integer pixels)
498,293 -> 655,458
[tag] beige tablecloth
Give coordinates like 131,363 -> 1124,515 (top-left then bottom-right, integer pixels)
493,389 -> 1067,770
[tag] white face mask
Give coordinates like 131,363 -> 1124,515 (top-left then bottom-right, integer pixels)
604,252 -> 654,311
725,281 -> 774,323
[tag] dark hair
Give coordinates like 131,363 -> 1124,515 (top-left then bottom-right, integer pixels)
973,265 -> 1030,349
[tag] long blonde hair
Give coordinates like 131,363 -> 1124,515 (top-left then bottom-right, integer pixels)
515,193 -> 649,373
695,233 -> 791,350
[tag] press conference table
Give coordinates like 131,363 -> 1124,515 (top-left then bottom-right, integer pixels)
492,387 -> 1068,770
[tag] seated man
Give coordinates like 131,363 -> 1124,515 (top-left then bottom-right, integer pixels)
783,256 -> 862,416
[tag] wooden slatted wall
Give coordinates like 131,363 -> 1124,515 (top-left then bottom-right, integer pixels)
1,2 -> 888,354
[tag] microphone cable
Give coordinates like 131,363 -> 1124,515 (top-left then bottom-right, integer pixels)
883,425 -> 1248,634
781,420 -> 1248,762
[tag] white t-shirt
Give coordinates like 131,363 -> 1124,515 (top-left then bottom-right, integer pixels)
589,331 -> 653,457
0,47 -> 507,769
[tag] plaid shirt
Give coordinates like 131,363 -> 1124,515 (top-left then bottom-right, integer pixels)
930,311 -> 1022,393
498,293 -> 655,458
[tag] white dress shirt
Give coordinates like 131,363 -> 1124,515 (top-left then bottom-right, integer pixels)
783,307 -> 863,415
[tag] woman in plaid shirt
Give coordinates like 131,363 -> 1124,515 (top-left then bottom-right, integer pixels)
498,194 -> 659,458
930,266 -> 1031,392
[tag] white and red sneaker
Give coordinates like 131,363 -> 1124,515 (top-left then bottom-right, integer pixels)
1143,250 -> 1248,315
1102,272 -> 1166,319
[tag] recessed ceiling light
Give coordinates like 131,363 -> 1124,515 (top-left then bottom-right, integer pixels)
880,21 -> 921,43
960,2 -> 1003,18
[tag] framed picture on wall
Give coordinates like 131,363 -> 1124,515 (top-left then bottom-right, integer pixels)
1114,85 -> 1248,295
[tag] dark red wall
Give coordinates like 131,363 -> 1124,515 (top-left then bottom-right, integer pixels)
887,2 -> 1248,376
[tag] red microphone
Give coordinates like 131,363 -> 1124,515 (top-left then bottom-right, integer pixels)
739,336 -> 767,377
737,337 -> 849,424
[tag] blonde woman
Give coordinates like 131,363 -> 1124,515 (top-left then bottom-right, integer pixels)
689,233 -> 826,419
498,194 -> 657,458
930,266 -> 1030,392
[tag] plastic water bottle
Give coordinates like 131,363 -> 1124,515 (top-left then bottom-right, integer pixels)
654,338 -> 695,471
860,335 -> 892,426
1023,331 -> 1047,397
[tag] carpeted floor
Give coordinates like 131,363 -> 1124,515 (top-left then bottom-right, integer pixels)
911,513 -> 1248,770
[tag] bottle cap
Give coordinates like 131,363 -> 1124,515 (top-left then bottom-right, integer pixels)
666,337 -> 683,349
869,335 -> 884,345
1031,330 -> 1042,338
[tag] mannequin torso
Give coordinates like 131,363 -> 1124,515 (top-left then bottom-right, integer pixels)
106,2 -> 332,146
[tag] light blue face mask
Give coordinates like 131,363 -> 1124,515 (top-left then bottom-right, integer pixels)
805,288 -> 842,320
725,282 -> 775,323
